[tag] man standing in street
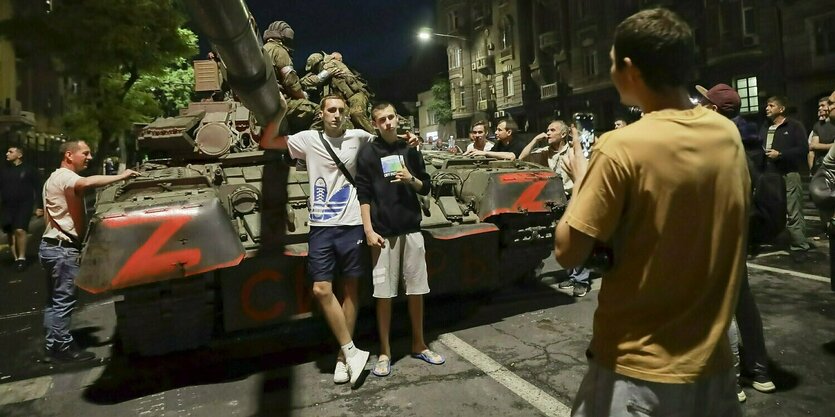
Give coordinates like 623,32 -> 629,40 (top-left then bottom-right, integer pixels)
698,83 -> 777,401
519,121 -> 594,297
465,118 -> 525,160
759,96 -> 812,261
556,8 -> 746,416
41,140 -> 139,362
285,95 -> 374,386
810,96 -> 835,173
356,102 -> 444,378
1,147 -> 43,271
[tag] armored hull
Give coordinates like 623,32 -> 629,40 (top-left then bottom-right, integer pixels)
77,134 -> 566,355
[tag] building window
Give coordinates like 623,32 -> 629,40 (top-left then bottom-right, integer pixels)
501,16 -> 514,50
427,111 -> 437,125
450,86 -> 458,109
734,76 -> 759,114
459,83 -> 466,109
448,48 -> 462,69
448,10 -> 460,32
812,14 -> 835,57
506,73 -> 514,97
741,0 -> 755,37
583,49 -> 598,77
472,2 -> 491,29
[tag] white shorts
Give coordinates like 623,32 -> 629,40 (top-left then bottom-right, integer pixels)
371,232 -> 430,298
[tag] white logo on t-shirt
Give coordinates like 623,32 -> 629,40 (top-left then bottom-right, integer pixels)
310,177 -> 351,222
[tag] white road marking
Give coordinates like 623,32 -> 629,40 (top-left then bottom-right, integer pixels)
438,333 -> 572,417
0,376 -> 52,406
747,263 -> 831,283
754,250 -> 788,258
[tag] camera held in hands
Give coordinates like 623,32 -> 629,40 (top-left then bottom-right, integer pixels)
573,112 -> 595,160
585,244 -> 614,273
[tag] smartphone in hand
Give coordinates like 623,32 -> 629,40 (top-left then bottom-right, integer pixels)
573,112 -> 595,159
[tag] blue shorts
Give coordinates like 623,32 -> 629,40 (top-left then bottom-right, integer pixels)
308,225 -> 367,282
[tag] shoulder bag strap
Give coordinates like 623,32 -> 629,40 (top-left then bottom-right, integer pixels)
318,131 -> 356,186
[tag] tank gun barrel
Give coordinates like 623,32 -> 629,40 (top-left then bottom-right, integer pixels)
182,0 -> 283,129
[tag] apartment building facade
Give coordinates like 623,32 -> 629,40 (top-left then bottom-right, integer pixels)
0,0 -> 67,171
434,0 -> 835,135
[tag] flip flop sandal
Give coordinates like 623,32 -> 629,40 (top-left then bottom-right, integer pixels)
411,349 -> 445,365
372,357 -> 391,377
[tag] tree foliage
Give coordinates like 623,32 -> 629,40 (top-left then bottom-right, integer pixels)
0,0 -> 197,155
428,77 -> 453,125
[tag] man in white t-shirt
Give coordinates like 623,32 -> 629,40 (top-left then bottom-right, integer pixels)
465,120 -> 494,153
41,140 -> 138,363
286,95 -> 374,386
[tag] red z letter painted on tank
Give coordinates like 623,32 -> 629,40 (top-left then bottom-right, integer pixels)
111,215 -> 202,288
512,181 -> 548,212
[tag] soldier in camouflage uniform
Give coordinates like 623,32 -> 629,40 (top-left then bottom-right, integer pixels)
302,52 -> 375,133
262,21 -> 318,134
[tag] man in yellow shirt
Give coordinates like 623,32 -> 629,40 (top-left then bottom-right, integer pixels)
555,8 -> 748,416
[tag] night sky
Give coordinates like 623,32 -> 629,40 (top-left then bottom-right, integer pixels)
212,0 -> 448,104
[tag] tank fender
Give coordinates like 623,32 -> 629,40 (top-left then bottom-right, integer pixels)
76,197 -> 245,293
479,171 -> 567,220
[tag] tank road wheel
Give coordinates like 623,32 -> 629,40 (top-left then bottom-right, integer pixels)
114,274 -> 217,356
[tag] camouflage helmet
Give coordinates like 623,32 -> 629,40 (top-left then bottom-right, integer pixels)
263,20 -> 294,43
305,52 -> 325,72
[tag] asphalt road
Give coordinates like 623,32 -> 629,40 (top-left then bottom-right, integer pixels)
0,229 -> 833,416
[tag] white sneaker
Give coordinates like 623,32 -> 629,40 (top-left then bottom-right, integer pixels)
736,385 -> 747,402
345,349 -> 370,385
333,360 -> 349,384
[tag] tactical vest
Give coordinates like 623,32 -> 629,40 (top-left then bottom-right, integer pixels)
322,56 -> 367,99
264,40 -> 302,95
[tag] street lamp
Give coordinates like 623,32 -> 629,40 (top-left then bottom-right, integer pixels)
416,27 -> 466,41
417,27 -> 473,142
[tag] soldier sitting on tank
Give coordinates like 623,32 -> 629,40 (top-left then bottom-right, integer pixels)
262,20 -> 318,134
301,52 -> 375,133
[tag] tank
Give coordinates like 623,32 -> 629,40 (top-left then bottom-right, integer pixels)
73,0 -> 568,356
416,151 -> 566,294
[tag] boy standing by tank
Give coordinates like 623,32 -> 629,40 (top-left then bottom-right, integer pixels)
355,102 -> 445,377
286,95 -> 371,386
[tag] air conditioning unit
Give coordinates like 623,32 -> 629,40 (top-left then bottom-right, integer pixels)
471,57 -> 488,72
742,35 -> 759,47
540,83 -> 558,99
